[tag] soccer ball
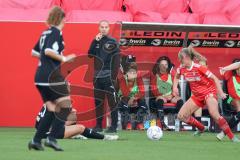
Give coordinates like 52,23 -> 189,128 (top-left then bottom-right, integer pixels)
147,126 -> 163,140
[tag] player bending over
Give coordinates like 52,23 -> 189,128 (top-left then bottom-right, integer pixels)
118,62 -> 148,130
173,46 -> 239,142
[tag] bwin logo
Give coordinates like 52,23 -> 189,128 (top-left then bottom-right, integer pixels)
190,40 -> 201,47
119,38 -> 128,45
224,40 -> 235,48
151,39 -> 161,46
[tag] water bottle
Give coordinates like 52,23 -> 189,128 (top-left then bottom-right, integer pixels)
175,118 -> 180,132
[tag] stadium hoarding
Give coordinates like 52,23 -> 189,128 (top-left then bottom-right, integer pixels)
0,21 -> 239,127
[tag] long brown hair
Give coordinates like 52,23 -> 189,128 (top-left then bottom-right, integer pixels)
178,46 -> 207,63
46,6 -> 65,26
152,56 -> 174,75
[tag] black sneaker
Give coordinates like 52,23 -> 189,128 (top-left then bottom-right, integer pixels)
162,123 -> 174,131
44,137 -> 63,151
28,140 -> 44,151
93,125 -> 103,132
105,127 -> 117,133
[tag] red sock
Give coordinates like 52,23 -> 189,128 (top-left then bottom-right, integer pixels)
187,116 -> 205,131
217,116 -> 234,140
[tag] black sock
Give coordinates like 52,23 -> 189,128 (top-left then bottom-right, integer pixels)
110,108 -> 118,129
48,117 -> 65,140
156,99 -> 164,121
176,100 -> 184,113
228,112 -> 240,129
33,110 -> 54,143
195,116 -> 201,123
82,128 -> 104,139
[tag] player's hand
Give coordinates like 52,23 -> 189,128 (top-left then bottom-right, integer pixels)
64,54 -> 76,62
165,95 -> 173,101
219,92 -> 227,100
219,67 -> 225,75
95,33 -> 103,41
172,87 -> 179,97
156,96 -> 167,103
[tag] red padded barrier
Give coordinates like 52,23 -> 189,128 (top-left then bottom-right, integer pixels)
125,0 -> 189,19
67,10 -> 133,22
61,0 -> 123,12
133,11 -> 165,23
0,0 -> 60,9
189,0 -> 226,14
203,13 -> 232,25
228,5 -> 240,25
0,8 -> 49,21
166,13 -> 200,24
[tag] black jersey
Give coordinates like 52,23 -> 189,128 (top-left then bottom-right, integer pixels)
33,26 -> 65,85
88,36 -> 120,79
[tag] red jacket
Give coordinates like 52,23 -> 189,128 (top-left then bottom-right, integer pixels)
118,73 -> 145,99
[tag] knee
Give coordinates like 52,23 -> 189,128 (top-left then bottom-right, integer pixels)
55,99 -> 73,121
177,113 -> 184,121
236,111 -> 240,119
76,124 -> 85,133
177,112 -> 189,122
137,99 -> 147,110
156,99 -> 164,110
118,101 -> 129,112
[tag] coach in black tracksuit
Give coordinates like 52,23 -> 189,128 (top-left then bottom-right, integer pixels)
88,20 -> 120,133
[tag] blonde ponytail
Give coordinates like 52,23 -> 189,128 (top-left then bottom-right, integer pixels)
188,46 -> 207,63
178,46 -> 207,63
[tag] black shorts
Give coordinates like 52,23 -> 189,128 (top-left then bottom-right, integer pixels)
36,84 -> 69,102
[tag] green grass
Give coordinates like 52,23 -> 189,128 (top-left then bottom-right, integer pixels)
0,128 -> 239,160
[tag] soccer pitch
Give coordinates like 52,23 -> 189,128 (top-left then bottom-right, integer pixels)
0,128 -> 239,160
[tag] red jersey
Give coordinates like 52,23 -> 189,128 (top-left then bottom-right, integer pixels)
223,71 -> 240,100
177,62 -> 217,98
118,74 -> 145,99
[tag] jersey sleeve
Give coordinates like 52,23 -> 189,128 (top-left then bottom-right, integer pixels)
32,39 -> 41,56
223,71 -> 232,80
88,39 -> 97,58
134,75 -> 145,99
118,76 -> 130,97
198,65 -> 213,78
44,30 -> 61,55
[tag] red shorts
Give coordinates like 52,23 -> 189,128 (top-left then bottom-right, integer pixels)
191,92 -> 217,108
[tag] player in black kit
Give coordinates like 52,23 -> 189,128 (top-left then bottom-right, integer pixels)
28,6 -> 77,151
29,7 -> 119,151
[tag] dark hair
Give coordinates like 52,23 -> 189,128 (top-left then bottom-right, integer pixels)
120,54 -> 136,74
126,62 -> 137,73
47,6 -> 65,26
152,56 -> 174,75
232,58 -> 240,75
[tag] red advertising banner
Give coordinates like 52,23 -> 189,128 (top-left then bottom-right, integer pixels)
0,22 -> 120,127
0,21 -> 239,127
